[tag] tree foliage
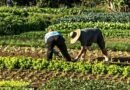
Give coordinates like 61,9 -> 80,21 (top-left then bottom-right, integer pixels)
0,0 -> 129,12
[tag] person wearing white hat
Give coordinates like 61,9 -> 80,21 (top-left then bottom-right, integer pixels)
69,28 -> 109,61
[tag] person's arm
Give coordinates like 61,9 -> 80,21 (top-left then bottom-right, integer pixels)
75,46 -> 86,60
81,48 -> 87,60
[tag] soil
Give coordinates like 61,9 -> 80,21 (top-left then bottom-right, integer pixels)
0,46 -> 130,64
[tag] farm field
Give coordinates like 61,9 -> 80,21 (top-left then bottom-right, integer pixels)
0,6 -> 130,89
0,46 -> 130,63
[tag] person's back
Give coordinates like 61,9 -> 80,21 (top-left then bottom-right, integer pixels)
79,28 -> 101,46
69,28 -> 109,61
44,31 -> 61,43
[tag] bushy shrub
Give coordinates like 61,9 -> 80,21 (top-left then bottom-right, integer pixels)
0,13 -> 50,35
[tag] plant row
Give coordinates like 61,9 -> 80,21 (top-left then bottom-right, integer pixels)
54,12 -> 130,23
0,56 -> 130,77
0,80 -> 29,87
47,22 -> 130,31
42,78 -> 130,90
0,75 -> 130,89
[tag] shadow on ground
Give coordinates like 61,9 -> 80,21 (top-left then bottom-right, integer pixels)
112,57 -> 130,63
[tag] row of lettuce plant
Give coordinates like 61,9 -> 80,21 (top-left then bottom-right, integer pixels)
0,80 -> 29,87
47,22 -> 130,31
0,56 -> 130,77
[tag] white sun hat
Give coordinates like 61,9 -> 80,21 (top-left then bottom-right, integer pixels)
69,29 -> 81,44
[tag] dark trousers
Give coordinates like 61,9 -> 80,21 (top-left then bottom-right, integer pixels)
46,35 -> 71,61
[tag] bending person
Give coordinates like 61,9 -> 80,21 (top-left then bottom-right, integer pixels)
44,29 -> 72,61
69,28 -> 109,61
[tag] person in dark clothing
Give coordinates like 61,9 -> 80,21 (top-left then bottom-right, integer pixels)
7,0 -> 13,7
45,29 -> 71,61
69,28 -> 109,61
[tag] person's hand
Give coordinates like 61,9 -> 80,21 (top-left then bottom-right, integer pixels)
71,57 -> 78,62
74,57 -> 79,61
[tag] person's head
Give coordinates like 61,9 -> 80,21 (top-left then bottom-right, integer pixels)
69,29 -> 81,44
